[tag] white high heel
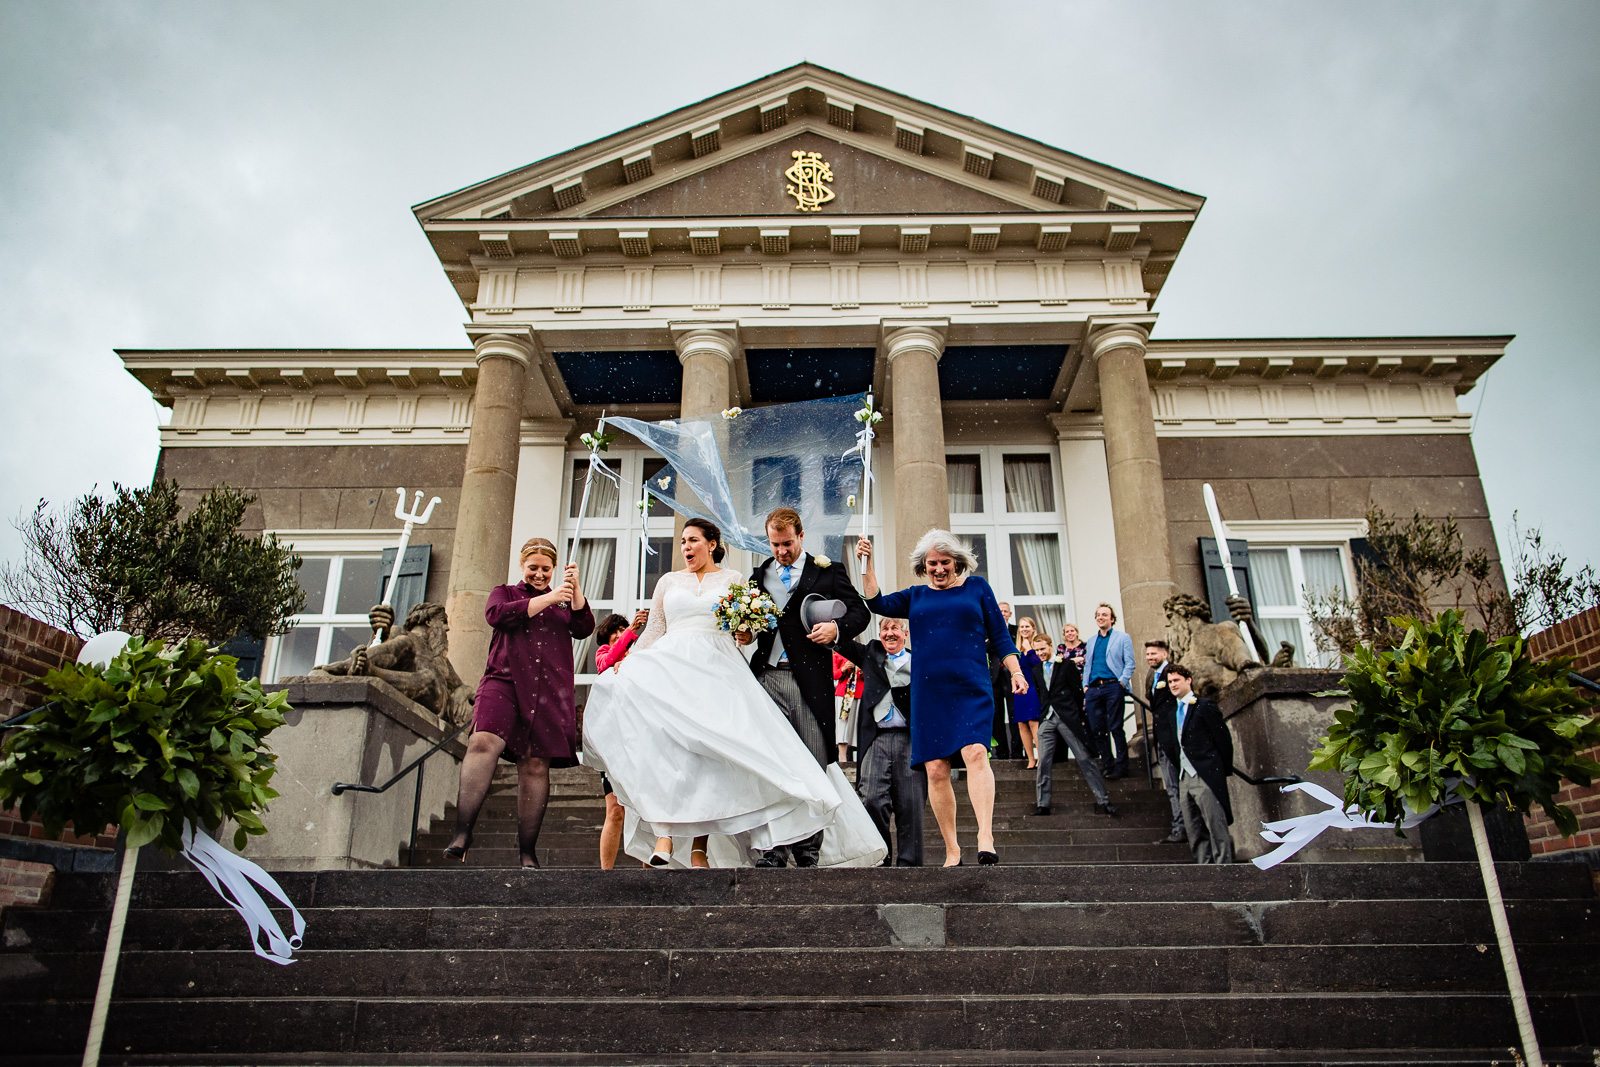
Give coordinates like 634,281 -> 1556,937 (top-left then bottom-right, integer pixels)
648,850 -> 671,867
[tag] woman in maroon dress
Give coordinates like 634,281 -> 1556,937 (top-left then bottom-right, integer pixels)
445,536 -> 594,868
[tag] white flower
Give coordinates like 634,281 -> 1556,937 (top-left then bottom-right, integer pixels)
846,494 -> 856,508
813,555 -> 832,568
721,407 -> 743,419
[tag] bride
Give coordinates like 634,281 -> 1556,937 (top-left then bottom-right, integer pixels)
583,518 -> 886,869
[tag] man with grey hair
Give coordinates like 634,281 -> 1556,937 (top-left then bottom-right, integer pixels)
832,617 -> 924,865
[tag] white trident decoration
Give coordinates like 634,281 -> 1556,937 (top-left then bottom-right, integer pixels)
1202,482 -> 1263,656
376,487 -> 441,642
844,394 -> 883,542
567,413 -> 621,575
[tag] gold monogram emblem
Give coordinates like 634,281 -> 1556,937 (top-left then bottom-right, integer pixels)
784,150 -> 835,212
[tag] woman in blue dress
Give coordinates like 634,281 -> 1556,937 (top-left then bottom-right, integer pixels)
856,529 -> 1026,866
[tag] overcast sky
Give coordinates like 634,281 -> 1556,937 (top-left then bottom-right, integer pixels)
2,1 -> 1596,579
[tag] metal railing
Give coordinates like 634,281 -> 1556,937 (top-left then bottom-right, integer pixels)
332,718 -> 471,866
0,701 -> 52,731
1122,687 -> 1303,789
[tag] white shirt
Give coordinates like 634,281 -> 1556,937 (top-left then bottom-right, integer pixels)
1176,693 -> 1199,778
762,554 -> 808,666
872,648 -> 912,726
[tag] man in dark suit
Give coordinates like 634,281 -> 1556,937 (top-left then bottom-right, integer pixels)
832,617 -> 924,865
1165,664 -> 1235,864
1144,640 -> 1188,845
736,506 -> 870,867
989,601 -> 1022,759
1032,640 -> 1117,817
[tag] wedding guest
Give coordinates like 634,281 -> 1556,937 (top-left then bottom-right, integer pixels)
1033,635 -> 1116,817
1166,664 -> 1235,863
833,650 -> 863,764
989,602 -> 1021,759
595,609 -> 648,869
833,617 -> 925,865
446,537 -> 593,869
857,530 -> 1026,867
1144,639 -> 1188,846
1082,603 -> 1134,779
1011,618 -> 1043,769
1058,623 -> 1087,673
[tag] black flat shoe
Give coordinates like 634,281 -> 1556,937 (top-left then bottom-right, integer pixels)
977,850 -> 1000,866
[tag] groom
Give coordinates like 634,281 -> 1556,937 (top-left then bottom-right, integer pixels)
736,506 -> 871,867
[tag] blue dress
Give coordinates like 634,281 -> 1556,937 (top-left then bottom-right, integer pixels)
1011,649 -> 1043,723
866,575 -> 1019,766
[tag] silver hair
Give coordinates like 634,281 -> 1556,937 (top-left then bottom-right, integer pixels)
909,528 -> 980,578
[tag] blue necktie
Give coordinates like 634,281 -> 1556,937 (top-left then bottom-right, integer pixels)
780,564 -> 793,591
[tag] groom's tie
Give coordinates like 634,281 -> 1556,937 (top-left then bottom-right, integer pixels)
780,564 -> 794,591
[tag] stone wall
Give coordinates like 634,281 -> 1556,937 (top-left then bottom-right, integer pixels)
1524,605 -> 1600,858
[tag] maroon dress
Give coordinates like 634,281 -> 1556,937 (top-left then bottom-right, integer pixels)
472,582 -> 595,765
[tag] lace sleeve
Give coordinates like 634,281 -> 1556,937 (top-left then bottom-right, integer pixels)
635,573 -> 672,652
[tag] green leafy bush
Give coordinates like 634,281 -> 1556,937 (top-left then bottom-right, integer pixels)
0,637 -> 290,852
1310,610 -> 1600,835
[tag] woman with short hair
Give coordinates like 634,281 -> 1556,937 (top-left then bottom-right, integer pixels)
856,529 -> 1026,866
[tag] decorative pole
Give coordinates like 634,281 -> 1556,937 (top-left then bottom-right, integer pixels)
1467,798 -> 1544,1067
635,489 -> 654,613
376,487 -> 441,641
1201,483 -> 1263,655
848,394 -> 882,551
567,413 -> 618,576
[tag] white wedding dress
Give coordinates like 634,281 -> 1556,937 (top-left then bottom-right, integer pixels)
583,567 -> 887,869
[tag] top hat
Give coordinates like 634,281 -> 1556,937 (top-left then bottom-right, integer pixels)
799,594 -> 847,630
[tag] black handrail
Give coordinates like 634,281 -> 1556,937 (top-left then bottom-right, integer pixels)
1569,671 -> 1600,695
333,718 -> 471,866
0,701 -> 53,731
1122,689 -> 1304,787
1120,689 -> 1157,790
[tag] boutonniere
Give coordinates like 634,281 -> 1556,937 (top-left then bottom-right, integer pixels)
1154,680 -> 1166,690
813,555 -> 832,568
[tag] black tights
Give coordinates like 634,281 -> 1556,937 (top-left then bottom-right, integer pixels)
449,732 -> 552,868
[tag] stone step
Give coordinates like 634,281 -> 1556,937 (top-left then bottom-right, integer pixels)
9,992 -> 1597,1060
414,825 -> 1186,850
8,897 -> 1595,958
11,941 -> 1599,1003
405,842 -> 1193,868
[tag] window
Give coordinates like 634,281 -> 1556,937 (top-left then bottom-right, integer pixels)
945,446 -> 1072,642
269,554 -> 383,681
1251,545 -> 1351,668
751,455 -> 802,514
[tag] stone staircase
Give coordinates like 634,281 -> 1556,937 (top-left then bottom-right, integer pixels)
4,859 -> 1598,1064
410,758 -> 1191,869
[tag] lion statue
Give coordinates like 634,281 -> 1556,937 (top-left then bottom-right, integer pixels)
1163,593 -> 1264,697
311,602 -> 474,726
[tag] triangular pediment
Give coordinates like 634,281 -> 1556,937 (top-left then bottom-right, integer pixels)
415,64 -> 1203,225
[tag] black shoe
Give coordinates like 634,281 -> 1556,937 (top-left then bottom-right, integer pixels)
443,833 -> 472,863
1095,802 -> 1120,817
1033,805 -> 1051,817
793,851 -> 820,869
1105,769 -> 1127,780
1157,830 -> 1187,844
753,850 -> 788,868
977,850 -> 1000,866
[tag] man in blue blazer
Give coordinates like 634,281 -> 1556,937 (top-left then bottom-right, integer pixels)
1081,602 -> 1135,778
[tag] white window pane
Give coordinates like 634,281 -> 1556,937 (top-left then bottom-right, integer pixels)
1026,604 -> 1067,651
335,558 -> 382,615
1253,549 -> 1296,607
570,459 -> 620,518
274,626 -> 322,680
947,456 -> 983,513
960,533 -> 988,579
1003,454 -> 1055,513
1010,533 -> 1064,596
642,536 -> 674,599
1301,548 -> 1347,598
297,559 -> 330,615
1255,617 -> 1302,663
574,538 -> 616,600
329,626 -> 370,664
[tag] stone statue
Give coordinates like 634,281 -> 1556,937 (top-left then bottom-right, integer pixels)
1221,593 -> 1297,668
311,602 -> 473,726
1163,593 -> 1264,697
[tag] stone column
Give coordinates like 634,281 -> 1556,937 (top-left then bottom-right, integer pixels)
669,322 -> 736,545
1091,322 -> 1178,647
446,329 -> 534,685
884,322 -> 950,572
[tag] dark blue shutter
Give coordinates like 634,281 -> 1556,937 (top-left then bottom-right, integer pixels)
378,544 -> 432,625
1198,537 -> 1255,623
219,633 -> 265,680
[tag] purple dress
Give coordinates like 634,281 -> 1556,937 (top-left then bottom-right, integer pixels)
473,582 -> 595,764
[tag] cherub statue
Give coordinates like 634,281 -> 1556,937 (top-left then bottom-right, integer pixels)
310,602 -> 473,726
1163,592 -> 1264,697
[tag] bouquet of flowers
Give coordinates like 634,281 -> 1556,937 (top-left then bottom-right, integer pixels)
714,581 -> 781,638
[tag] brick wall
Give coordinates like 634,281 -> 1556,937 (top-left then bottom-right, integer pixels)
0,606 -> 112,908
1525,605 -> 1600,856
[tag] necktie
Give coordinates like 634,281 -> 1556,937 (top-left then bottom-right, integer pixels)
780,564 -> 793,591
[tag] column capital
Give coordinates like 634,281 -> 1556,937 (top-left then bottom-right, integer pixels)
880,318 -> 948,363
1085,314 -> 1157,362
465,325 -> 536,368
670,321 -> 739,365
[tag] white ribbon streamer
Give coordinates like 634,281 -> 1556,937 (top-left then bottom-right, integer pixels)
1251,781 -> 1444,870
181,823 -> 306,965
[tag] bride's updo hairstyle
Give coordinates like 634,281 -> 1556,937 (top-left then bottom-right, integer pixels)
683,518 -> 726,563
520,537 -> 558,565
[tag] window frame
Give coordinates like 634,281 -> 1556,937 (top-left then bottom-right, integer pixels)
1227,520 -> 1365,669
260,530 -> 394,683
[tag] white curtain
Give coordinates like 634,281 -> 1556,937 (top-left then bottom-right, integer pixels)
1011,533 -> 1064,596
1028,604 -> 1067,650
961,533 -> 989,579
1301,547 -> 1347,598
1257,617 -> 1303,661
573,537 -> 616,601
570,459 -> 620,518
947,457 -> 982,513
1003,455 -> 1055,513
1252,549 -> 1295,608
